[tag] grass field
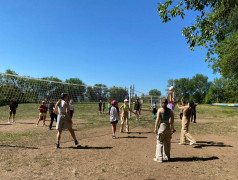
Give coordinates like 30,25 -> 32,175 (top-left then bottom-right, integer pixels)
0,103 -> 238,179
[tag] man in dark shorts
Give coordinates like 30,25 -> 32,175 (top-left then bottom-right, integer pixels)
8,98 -> 18,123
49,100 -> 57,130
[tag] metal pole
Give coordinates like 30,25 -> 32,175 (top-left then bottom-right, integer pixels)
151,96 -> 153,106
129,85 -> 132,119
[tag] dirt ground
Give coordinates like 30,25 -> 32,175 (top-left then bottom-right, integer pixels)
0,118 -> 237,180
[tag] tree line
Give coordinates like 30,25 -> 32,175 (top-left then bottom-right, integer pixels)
0,69 -> 128,105
167,74 -> 238,104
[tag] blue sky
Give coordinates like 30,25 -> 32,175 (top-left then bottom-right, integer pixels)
0,0 -> 220,95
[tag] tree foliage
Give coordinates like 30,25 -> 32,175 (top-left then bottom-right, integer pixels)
149,89 -> 161,96
158,0 -> 238,78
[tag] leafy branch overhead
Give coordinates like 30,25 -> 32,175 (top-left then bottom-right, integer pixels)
157,0 -> 238,78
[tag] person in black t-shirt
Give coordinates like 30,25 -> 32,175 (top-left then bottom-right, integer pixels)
190,102 -> 198,123
8,98 -> 18,123
98,100 -> 103,114
133,98 -> 141,120
49,100 -> 57,130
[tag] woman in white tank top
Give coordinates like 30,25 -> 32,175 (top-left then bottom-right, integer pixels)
54,93 -> 79,148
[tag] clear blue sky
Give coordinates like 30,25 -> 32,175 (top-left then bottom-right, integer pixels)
0,0 -> 220,95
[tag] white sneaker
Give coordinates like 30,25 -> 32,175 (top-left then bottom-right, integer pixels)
8,120 -> 10,124
36,124 -> 38,127
190,141 -> 196,145
12,120 -> 15,123
153,158 -> 163,163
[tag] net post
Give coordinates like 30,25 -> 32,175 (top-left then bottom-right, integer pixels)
129,85 -> 132,119
151,96 -> 152,106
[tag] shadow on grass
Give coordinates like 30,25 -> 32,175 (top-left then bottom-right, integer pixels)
0,145 -> 39,149
119,136 -> 148,139
0,124 -> 12,126
194,141 -> 233,148
67,145 -> 113,150
170,156 -> 219,162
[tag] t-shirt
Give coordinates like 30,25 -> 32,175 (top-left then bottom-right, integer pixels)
153,104 -> 157,109
49,103 -> 55,114
110,106 -> 119,122
134,102 -> 140,111
99,102 -> 102,107
167,102 -> 175,113
10,101 -> 18,110
69,103 -> 74,111
39,105 -> 47,113
121,104 -> 129,112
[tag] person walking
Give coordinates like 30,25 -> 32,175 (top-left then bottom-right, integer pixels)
177,101 -> 196,145
8,98 -> 18,123
54,93 -> 79,148
154,99 -> 174,163
110,100 -> 119,139
49,100 -> 57,130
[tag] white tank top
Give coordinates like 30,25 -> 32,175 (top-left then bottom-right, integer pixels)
58,100 -> 67,113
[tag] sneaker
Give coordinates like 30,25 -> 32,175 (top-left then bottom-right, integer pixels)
36,124 -> 38,127
8,120 -> 10,124
178,142 -> 186,145
190,141 -> 196,145
112,135 -> 116,139
12,120 -> 15,123
56,143 -> 60,149
74,140 -> 79,146
153,158 -> 163,163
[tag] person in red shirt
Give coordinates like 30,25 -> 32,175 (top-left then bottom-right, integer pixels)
36,101 -> 47,126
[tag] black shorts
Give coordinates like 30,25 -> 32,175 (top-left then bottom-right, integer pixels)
10,110 -> 16,115
110,120 -> 118,124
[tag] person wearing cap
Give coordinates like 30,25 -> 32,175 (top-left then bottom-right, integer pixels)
110,100 -> 120,138
133,98 -> 141,120
154,99 -> 174,163
119,99 -> 135,133
36,101 -> 47,126
151,101 -> 158,120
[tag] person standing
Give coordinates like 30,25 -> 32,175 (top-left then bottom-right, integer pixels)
69,99 -> 74,119
110,100 -> 119,139
119,99 -> 135,133
190,101 -> 198,123
154,99 -> 174,163
49,100 -> 57,130
179,97 -> 186,120
102,101 -> 106,114
36,101 -> 47,126
151,101 -> 158,120
98,100 -> 102,114
54,93 -> 78,148
177,101 -> 196,145
8,98 -> 18,123
133,98 -> 141,120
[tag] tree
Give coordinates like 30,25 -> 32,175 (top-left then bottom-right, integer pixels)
109,86 -> 128,102
86,84 -> 109,102
157,0 -> 238,78
149,89 -> 161,97
65,78 -> 86,102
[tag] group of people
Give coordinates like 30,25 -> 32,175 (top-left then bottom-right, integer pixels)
6,93 -> 198,154
108,98 -> 142,138
36,98 -> 75,130
153,92 -> 198,163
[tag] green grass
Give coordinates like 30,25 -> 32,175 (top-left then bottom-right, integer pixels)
0,103 -> 238,139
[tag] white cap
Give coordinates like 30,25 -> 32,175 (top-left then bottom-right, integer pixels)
124,99 -> 129,102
